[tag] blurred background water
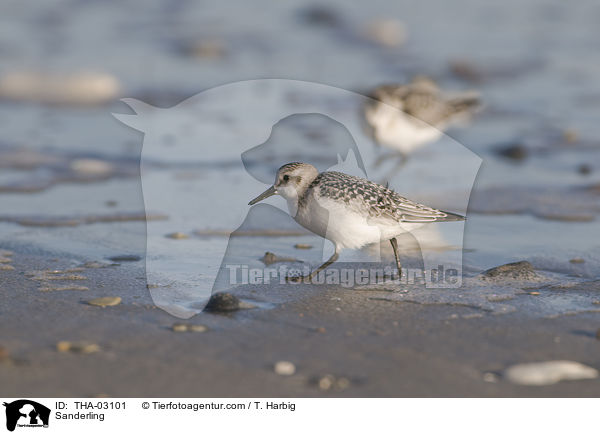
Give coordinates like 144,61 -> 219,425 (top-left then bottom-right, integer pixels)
0,0 -> 599,317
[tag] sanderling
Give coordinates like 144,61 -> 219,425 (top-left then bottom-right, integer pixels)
248,162 -> 464,282
365,76 -> 480,168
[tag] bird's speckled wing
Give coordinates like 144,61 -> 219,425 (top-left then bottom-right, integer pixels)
305,172 -> 463,223
371,84 -> 479,127
403,89 -> 454,126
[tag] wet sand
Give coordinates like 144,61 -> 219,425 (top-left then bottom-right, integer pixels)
1,247 -> 599,397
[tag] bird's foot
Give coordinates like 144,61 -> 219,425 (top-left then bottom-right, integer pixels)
285,274 -> 312,283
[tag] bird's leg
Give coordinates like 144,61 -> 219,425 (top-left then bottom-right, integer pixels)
395,152 -> 408,169
389,238 -> 403,281
381,153 -> 408,183
286,251 -> 340,283
373,150 -> 398,168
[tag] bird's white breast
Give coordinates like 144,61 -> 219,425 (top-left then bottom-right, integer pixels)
293,193 -> 422,250
366,103 -> 443,154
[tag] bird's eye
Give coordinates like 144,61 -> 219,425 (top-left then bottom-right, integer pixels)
283,175 -> 290,182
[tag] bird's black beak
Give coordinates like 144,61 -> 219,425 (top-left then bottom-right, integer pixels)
248,185 -> 277,205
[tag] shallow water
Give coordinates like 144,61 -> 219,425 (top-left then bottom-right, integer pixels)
0,0 -> 598,318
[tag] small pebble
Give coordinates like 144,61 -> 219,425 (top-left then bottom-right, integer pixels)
563,129 -> 579,144
570,258 -> 585,264
31,273 -> 87,281
336,377 -> 351,390
105,200 -> 118,207
577,164 -> 592,175
56,341 -> 71,352
294,244 -> 313,249
188,39 -> 226,58
364,19 -> 406,47
274,361 -> 296,376
107,255 -> 141,262
318,375 -> 335,390
529,291 -> 541,296
0,346 -> 8,362
87,296 -> 122,307
70,158 -> 113,176
39,285 -> 89,291
0,264 -> 15,271
0,70 -> 120,105
299,5 -> 340,27
0,257 -> 12,263
165,232 -> 189,239
483,372 -> 499,383
504,360 -> 598,386
171,323 -> 188,332
487,295 -> 514,302
171,323 -> 208,333
316,374 -> 350,391
495,143 -> 528,161
0,71 -> 120,105
56,341 -> 100,354
260,252 -> 301,265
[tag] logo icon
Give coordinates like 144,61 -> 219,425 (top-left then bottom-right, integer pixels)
3,400 -> 50,432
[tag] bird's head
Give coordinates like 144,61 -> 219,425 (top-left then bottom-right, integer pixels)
248,162 -> 319,206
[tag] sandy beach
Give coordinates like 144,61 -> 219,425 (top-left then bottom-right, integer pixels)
1,244 -> 599,397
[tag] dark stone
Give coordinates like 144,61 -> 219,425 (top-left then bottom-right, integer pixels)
481,261 -> 538,280
299,6 -> 340,27
107,255 -> 142,262
578,164 -> 592,175
204,292 -> 241,313
495,143 -> 528,161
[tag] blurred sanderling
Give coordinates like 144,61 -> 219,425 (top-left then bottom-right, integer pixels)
249,162 -> 464,282
365,76 -> 480,168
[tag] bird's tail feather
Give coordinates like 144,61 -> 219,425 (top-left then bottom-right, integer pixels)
438,210 -> 466,222
449,95 -> 481,113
